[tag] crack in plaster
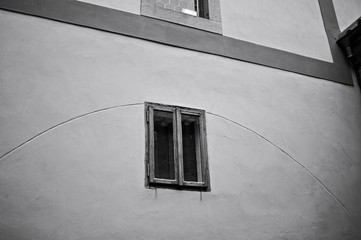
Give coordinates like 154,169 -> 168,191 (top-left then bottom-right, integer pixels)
0,103 -> 359,232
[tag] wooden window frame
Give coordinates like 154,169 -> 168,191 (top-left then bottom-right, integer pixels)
145,102 -> 210,191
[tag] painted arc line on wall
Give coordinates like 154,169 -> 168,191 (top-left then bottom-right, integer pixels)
206,112 -> 361,233
0,103 -> 144,162
0,103 -> 359,232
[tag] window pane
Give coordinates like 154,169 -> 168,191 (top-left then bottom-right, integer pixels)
182,114 -> 200,182
154,110 -> 175,180
155,0 -> 198,16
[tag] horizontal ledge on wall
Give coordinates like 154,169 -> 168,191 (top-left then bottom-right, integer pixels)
0,0 -> 353,85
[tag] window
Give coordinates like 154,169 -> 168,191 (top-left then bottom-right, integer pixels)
152,0 -> 209,18
145,102 -> 210,191
141,0 -> 222,34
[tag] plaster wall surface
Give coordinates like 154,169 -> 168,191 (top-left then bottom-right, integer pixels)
220,0 -> 333,62
333,0 -> 361,31
1,10 -> 361,239
75,0 -> 334,62
77,0 -> 140,14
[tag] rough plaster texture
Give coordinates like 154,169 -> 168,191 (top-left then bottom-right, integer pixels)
220,0 -> 333,62
1,10 -> 361,239
77,0 -> 140,14
333,0 -> 361,31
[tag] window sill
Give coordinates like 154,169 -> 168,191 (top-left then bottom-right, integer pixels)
148,182 -> 210,192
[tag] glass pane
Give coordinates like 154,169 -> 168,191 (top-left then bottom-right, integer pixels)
154,110 -> 175,180
155,0 -> 198,16
182,114 -> 200,182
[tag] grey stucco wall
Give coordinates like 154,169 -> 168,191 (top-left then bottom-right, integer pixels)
333,0 -> 361,31
75,0 -> 334,62
220,0 -> 333,62
0,10 -> 361,240
77,0 -> 140,14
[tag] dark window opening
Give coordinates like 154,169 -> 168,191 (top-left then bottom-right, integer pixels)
197,0 -> 209,19
154,110 -> 175,180
182,114 -> 200,182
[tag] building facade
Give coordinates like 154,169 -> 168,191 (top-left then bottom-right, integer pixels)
1,0 -> 361,239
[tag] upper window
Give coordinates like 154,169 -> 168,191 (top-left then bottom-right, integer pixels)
152,0 -> 209,18
141,0 -> 222,34
145,103 -> 210,191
